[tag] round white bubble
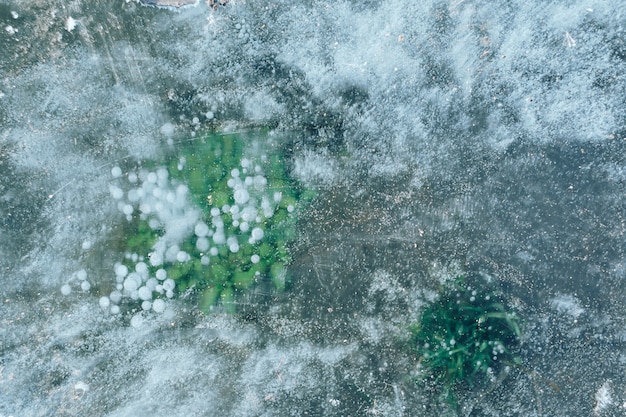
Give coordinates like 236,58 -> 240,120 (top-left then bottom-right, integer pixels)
254,175 -> 267,188
210,247 -> 219,256
80,281 -> 91,291
156,268 -> 167,280
195,222 -> 210,237
138,286 -> 152,301
152,298 -> 166,313
251,254 -> 260,264
110,305 -> 120,314
149,252 -> 163,266
109,185 -> 124,200
111,166 -> 122,178
135,262 -> 148,275
60,284 -> 72,296
115,263 -> 128,278
196,237 -> 210,252
241,207 -> 257,222
110,290 -> 122,304
76,269 -> 87,281
251,227 -> 264,241
99,296 -> 110,309
141,301 -> 152,311
229,242 -> 240,253
146,278 -> 158,291
163,278 -> 175,291
201,255 -> 210,265
234,189 -> 250,205
176,251 -> 188,262
124,275 -> 140,292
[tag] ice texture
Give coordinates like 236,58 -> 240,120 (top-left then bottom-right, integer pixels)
1,0 -> 626,416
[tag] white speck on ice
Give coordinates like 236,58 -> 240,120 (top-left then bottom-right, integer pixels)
60,284 -> 72,296
65,17 -> 78,32
74,381 -> 89,392
594,381 -> 613,415
550,294 -> 584,320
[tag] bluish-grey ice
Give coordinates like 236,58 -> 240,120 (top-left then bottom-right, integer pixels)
1,0 -> 626,416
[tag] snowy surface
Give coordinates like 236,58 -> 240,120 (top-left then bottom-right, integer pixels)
1,0 -> 626,416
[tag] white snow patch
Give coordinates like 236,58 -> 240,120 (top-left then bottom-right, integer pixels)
550,294 -> 585,320
65,17 -> 78,32
293,149 -> 339,187
594,380 -> 613,415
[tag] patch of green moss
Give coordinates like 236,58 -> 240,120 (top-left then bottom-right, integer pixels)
410,275 -> 521,403
117,129 -> 314,313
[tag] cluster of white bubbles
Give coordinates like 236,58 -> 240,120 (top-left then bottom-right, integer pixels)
60,269 -> 91,296
85,150 -> 295,315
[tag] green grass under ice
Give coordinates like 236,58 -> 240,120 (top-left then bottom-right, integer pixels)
410,274 -> 521,402
119,129 -> 314,313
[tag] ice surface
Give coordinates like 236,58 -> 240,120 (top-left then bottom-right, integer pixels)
1,0 -> 626,416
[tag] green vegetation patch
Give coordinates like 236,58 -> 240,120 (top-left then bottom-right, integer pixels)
410,275 -> 521,393
103,130 -> 314,314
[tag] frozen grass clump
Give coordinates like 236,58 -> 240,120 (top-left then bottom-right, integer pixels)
410,275 -> 521,401
102,130 -> 314,315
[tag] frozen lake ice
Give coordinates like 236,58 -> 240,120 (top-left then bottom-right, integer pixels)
1,0 -> 626,415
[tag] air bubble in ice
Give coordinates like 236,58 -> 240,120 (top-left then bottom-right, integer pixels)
155,268 -> 167,280
152,298 -> 166,313
251,227 -> 264,241
195,222 -> 210,237
138,286 -> 152,301
76,269 -> 87,281
99,296 -> 110,309
110,290 -> 122,303
163,278 -> 175,291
